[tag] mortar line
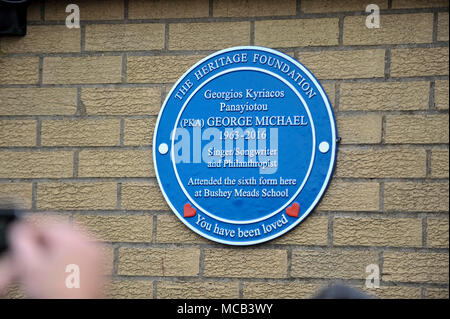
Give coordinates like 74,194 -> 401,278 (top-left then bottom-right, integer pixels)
124,0 -> 129,21
432,11 -> 439,43
36,118 -> 42,147
73,150 -> 79,178
119,118 -> 125,147
209,0 -> 214,17
296,0 -> 302,16
117,182 -> 122,210
80,25 -> 86,52
429,80 -> 436,110
31,181 -> 37,211
250,20 -> 255,46
422,215 -> 428,249
328,214 -> 334,247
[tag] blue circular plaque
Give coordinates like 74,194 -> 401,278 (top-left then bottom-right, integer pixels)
153,46 -> 337,245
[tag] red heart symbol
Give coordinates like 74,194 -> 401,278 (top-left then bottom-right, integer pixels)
286,202 -> 300,218
183,203 -> 196,218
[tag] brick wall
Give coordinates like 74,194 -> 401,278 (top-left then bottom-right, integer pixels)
0,0 -> 448,299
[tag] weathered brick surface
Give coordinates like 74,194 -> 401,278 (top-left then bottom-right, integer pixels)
336,115 -> 382,144
272,217 -> 329,245
385,115 -> 449,144
302,0 -> 388,13
0,183 -> 33,209
291,249 -> 379,279
78,150 -> 154,178
37,182 -> 117,210
214,0 -> 296,17
0,57 -> 39,84
390,47 -> 449,77
298,49 -> 385,79
333,217 -> 423,247
243,282 -> 320,299
392,0 -> 449,8
363,286 -> 422,299
127,55 -> 204,83
384,182 -> 449,212
255,19 -> 339,47
121,182 -> 169,211
0,120 -> 37,147
383,252 -> 449,283
431,149 -> 449,178
427,218 -> 449,248
157,281 -> 239,299
156,214 -> 209,244
339,82 -> 430,111
170,22 -> 250,50
438,13 -> 449,41
43,56 -> 123,84
73,214 -> 153,242
336,149 -> 427,178
435,80 -> 449,110
123,118 -> 156,146
128,0 -> 209,19
45,0 -> 124,20
203,249 -> 288,278
0,151 -> 73,178
118,247 -> 200,276
85,24 -> 165,51
106,280 -> 153,299
0,88 -> 77,116
318,181 -> 380,211
0,26 -> 80,53
425,288 -> 449,299
41,119 -> 120,146
82,87 -> 161,115
344,14 -> 433,45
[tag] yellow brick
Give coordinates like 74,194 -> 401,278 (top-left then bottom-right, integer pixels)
302,0 -> 388,13
0,26 -> 80,54
333,217 -> 422,247
344,14 -> 433,45
337,115 -> 382,144
4,284 -> 26,299
336,149 -> 427,178
383,252 -> 449,283
438,13 -> 449,41
118,247 -> 200,276
157,281 -> 239,299
100,244 -> 115,275
391,47 -> 449,77
203,249 -> 287,278
73,213 -> 153,242
392,0 -> 449,8
255,18 -> 339,47
156,214 -> 209,244
43,56 -> 122,84
78,150 -> 153,178
129,0 -> 209,19
291,249 -> 378,279
363,286 -> 422,299
0,120 -> 36,147
340,81 -> 430,111
82,87 -> 161,115
0,88 -> 77,116
124,118 -> 155,146
37,182 -> 117,210
45,0 -> 124,20
0,57 -> 39,84
431,149 -> 449,178
41,119 -> 120,146
425,288 -> 449,299
318,181 -> 380,211
384,182 -> 449,212
85,24 -> 165,51
243,282 -> 320,299
321,83 -> 336,106
298,49 -> 385,79
385,114 -> 449,144
121,182 -> 168,211
0,183 -> 33,209
27,0 -> 42,21
272,217 -> 329,245
106,280 -> 153,299
427,218 -> 449,248
214,0 -> 296,17
127,55 -> 203,83
435,80 -> 449,110
169,22 -> 250,51
22,212 -> 71,226
0,151 -> 73,178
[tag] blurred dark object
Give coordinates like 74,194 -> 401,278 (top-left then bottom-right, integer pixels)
0,208 -> 20,255
0,0 -> 31,36
313,283 -> 373,299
